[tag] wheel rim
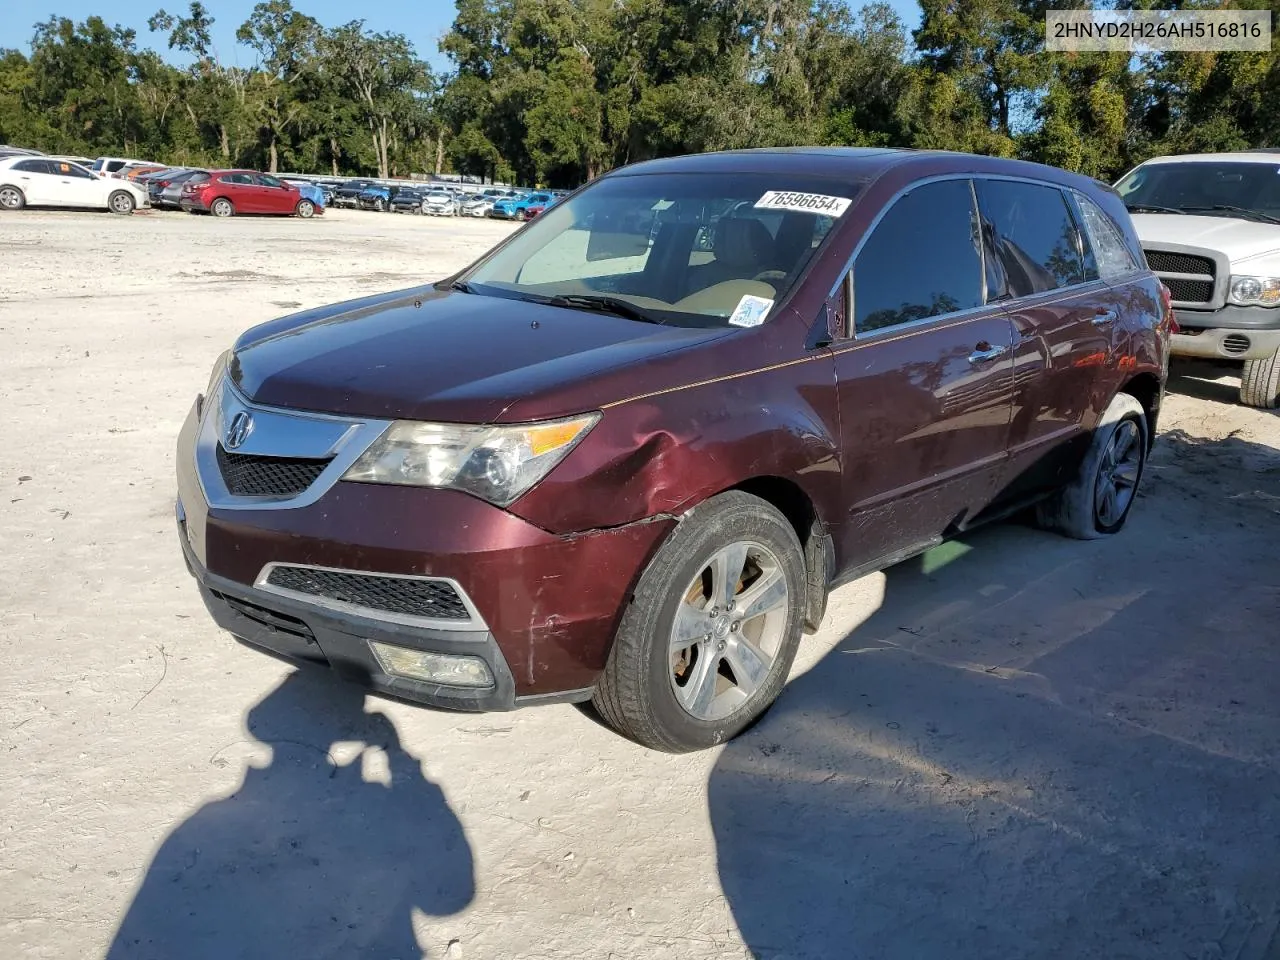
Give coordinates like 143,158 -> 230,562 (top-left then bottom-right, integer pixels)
111,193 -> 132,213
0,187 -> 20,208
214,200 -> 230,216
298,201 -> 313,217
668,540 -> 790,722
1095,419 -> 1142,527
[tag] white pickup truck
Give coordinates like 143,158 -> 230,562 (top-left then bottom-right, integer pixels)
1116,151 -> 1280,407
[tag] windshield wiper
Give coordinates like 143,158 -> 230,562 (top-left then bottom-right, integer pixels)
1125,203 -> 1188,215
545,294 -> 664,325
1180,204 -> 1280,225
447,279 -> 477,294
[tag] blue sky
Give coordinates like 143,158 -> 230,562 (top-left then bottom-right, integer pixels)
0,1 -> 924,73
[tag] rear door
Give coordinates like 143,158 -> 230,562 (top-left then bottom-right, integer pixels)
832,177 -> 1015,570
11,159 -> 56,204
220,173 -> 256,211
975,178 -> 1123,497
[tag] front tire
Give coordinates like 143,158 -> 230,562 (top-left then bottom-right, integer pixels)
295,199 -> 315,218
593,492 -> 806,752
0,186 -> 26,210
1035,392 -> 1149,540
210,197 -> 234,218
1240,347 -> 1280,409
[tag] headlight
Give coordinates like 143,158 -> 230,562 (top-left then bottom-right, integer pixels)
206,350 -> 230,395
342,413 -> 600,506
1228,275 -> 1280,306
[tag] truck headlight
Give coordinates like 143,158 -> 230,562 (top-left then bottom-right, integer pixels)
342,413 -> 599,506
1228,275 -> 1280,306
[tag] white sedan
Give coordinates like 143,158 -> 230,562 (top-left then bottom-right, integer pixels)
0,156 -> 148,215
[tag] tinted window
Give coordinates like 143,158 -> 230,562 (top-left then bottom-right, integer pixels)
977,180 -> 1087,297
221,173 -> 252,185
256,174 -> 283,187
853,179 -> 983,333
1073,191 -> 1139,281
14,159 -> 51,174
55,161 -> 94,179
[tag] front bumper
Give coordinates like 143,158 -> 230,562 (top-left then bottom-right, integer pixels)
175,396 -> 674,709
1171,306 -> 1280,361
179,521 -> 522,711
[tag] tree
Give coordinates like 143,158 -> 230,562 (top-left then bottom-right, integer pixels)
322,22 -> 432,179
236,0 -> 320,171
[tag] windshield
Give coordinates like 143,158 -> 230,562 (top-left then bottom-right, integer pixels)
462,172 -> 854,328
1116,162 -> 1280,221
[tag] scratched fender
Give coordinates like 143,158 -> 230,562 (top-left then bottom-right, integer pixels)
506,310 -> 843,540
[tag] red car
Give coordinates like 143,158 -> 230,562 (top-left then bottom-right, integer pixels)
176,148 -> 1169,751
180,170 -> 320,218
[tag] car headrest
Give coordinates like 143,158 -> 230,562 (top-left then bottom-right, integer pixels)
713,216 -> 775,270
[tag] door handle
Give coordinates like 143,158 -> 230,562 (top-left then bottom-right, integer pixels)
968,343 -> 1008,365
1092,309 -> 1118,326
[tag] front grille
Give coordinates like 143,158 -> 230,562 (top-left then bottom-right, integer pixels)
1145,251 -> 1215,277
216,446 -> 330,498
1163,277 -> 1214,303
1223,334 -> 1251,355
264,566 -> 472,621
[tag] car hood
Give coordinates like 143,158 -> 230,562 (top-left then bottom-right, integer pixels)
230,286 -> 730,423
1131,213 -> 1280,264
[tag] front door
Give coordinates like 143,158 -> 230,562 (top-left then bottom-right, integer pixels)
832,177 -> 1015,571
51,160 -> 104,208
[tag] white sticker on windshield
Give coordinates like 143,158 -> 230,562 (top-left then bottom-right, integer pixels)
754,191 -> 852,217
728,295 -> 774,328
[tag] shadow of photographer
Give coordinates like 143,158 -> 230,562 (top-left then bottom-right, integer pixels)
106,667 -> 474,960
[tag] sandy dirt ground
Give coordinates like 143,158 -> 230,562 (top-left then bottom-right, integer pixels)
1,207 -> 1278,960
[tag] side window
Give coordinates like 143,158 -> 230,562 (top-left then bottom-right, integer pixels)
976,179 -> 1087,297
853,179 -> 983,334
1073,191 -> 1139,281
256,174 -> 282,188
14,159 -> 51,174
63,163 -> 95,179
223,173 -> 251,185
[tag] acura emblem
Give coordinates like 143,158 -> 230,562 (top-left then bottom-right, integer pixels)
224,411 -> 254,449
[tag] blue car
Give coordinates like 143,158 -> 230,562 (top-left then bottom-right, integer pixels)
489,191 -> 554,221
284,179 -> 326,211
357,184 -> 392,211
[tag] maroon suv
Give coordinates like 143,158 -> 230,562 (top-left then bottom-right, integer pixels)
175,148 -> 1171,751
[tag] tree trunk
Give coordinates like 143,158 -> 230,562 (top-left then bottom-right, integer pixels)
219,124 -> 230,161
435,134 -> 444,177
268,135 -> 278,174
330,136 -> 339,177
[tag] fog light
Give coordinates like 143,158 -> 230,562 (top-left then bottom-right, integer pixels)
367,641 -> 494,688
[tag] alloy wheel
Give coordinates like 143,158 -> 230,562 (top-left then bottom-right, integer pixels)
1095,418 -> 1142,528
668,541 -> 790,722
0,187 -> 22,209
110,192 -> 134,214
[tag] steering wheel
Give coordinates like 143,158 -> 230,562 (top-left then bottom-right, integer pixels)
750,270 -> 788,284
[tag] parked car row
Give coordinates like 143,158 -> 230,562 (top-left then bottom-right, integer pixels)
0,146 -> 571,221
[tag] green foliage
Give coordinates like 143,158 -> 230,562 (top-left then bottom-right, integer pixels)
4,0 -> 1278,186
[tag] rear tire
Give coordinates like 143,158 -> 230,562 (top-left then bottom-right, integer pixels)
295,199 -> 315,219
1035,392 -> 1149,540
1240,347 -> 1280,409
0,186 -> 26,210
211,197 -> 234,218
593,492 -> 806,752
108,190 -> 135,215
